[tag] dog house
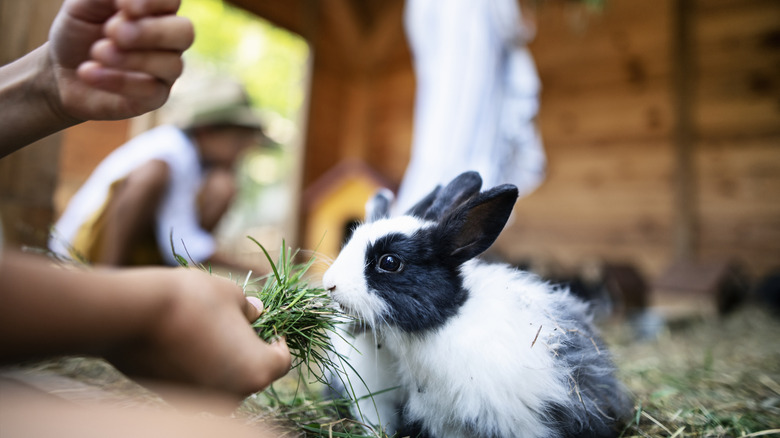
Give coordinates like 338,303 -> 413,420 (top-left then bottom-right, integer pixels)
302,159 -> 393,267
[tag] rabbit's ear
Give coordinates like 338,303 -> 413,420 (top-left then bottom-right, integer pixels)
436,184 -> 518,264
365,188 -> 395,223
423,171 -> 483,221
405,185 -> 442,218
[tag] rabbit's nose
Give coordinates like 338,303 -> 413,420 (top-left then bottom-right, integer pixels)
322,270 -> 334,292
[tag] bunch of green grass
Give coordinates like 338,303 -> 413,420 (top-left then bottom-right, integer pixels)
174,238 -> 410,437
171,235 -> 349,381
245,237 -> 346,377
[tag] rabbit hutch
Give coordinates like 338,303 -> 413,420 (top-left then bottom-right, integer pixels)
2,1 -> 780,436
2,0 -> 779,316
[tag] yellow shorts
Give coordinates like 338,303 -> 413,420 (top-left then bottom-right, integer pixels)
70,179 -> 164,266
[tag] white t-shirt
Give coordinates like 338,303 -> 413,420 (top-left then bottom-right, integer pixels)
49,125 -> 216,265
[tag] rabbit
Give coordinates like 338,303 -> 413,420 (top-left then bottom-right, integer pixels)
323,171 -> 632,438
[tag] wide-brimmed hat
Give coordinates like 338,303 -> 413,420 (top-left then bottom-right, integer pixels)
169,77 -> 266,133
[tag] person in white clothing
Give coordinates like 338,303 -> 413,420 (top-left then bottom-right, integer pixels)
395,0 -> 546,214
50,79 -> 264,268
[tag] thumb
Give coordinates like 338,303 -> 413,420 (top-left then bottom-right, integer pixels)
243,296 -> 263,323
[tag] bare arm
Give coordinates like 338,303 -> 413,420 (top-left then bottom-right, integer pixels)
0,0 -> 193,157
0,251 -> 291,399
98,159 -> 170,265
0,0 -> 291,406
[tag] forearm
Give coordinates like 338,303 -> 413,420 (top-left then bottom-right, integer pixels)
0,251 -> 170,362
0,249 -> 291,396
0,44 -> 79,158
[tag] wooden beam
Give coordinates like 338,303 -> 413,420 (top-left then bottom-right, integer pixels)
317,0 -> 406,72
322,0 -> 363,55
364,0 -> 406,68
227,0 -> 311,37
671,0 -> 698,262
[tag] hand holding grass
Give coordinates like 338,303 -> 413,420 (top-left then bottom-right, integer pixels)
172,237 -> 344,382
105,268 -> 292,399
244,239 -> 347,379
0,252 -> 291,402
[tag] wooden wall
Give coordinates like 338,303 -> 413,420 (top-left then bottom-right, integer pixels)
496,0 -> 780,281
693,0 -> 780,277
496,0 -> 678,278
240,0 -> 779,282
53,120 -> 131,217
3,0 -> 776,285
0,0 -> 63,248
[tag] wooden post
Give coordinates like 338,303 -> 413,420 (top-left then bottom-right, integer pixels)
0,0 -> 63,248
671,0 -> 698,262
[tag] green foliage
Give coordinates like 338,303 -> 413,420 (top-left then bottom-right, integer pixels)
178,0 -> 309,120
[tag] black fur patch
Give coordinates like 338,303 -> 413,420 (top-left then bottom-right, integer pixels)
539,292 -> 632,437
399,419 -> 431,438
363,230 -> 469,333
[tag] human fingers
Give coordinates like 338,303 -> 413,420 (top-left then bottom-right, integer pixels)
269,337 -> 292,378
243,296 -> 264,323
106,13 -> 194,52
77,61 -> 169,95
60,0 -> 118,26
117,0 -> 181,19
91,39 -> 184,86
75,61 -> 170,116
236,337 -> 292,395
48,0 -> 116,70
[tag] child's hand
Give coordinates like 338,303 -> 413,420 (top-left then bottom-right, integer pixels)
47,0 -> 194,122
107,268 -> 292,400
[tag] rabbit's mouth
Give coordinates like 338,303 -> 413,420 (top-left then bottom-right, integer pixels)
334,301 -> 364,322
333,300 -> 379,329
326,284 -> 389,328
333,300 -> 354,315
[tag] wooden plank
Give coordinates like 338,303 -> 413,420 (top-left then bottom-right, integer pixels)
694,99 -> 780,139
495,231 -> 672,280
321,0 -> 362,58
693,0 -> 780,140
537,84 -> 673,144
530,0 -> 672,75
695,0 -> 780,44
671,0 -> 698,262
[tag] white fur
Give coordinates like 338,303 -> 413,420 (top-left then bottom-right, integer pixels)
327,248 -> 595,437
325,177 -> 624,437
324,216 -> 428,436
328,327 -> 403,433
382,260 -> 584,438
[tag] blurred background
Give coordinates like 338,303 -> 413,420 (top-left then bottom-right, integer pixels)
1,0 -> 778,320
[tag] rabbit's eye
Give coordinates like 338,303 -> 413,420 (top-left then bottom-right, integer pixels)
377,254 -> 403,273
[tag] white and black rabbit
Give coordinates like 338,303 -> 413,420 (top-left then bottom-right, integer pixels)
324,171 -> 631,438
